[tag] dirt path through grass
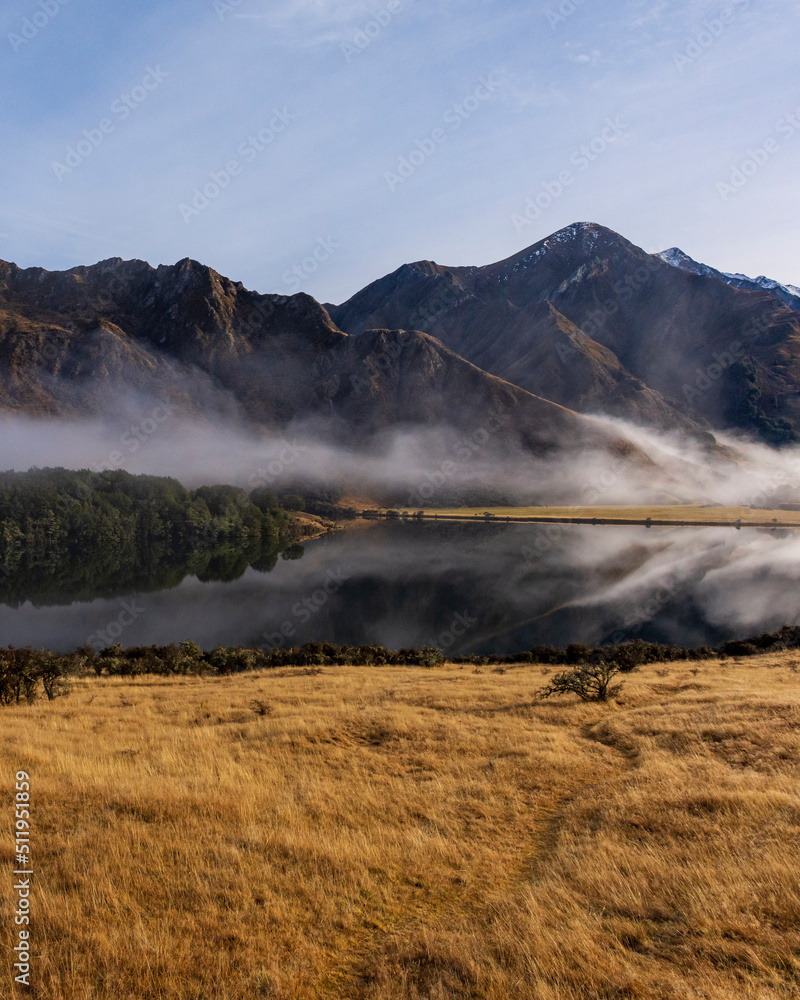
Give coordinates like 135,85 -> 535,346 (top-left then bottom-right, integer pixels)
316,703 -> 630,997
3,660 -> 799,998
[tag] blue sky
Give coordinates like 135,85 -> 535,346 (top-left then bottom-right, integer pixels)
0,0 -> 797,303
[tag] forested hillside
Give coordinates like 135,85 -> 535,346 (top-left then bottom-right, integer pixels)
0,468 -> 298,604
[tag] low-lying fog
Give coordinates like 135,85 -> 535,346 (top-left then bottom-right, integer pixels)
1,407 -> 799,508
2,408 -> 799,653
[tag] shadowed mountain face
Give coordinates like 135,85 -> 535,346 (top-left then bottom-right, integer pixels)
0,256 -> 345,425
328,223 -> 800,444
657,247 -> 800,313
0,254 -> 649,472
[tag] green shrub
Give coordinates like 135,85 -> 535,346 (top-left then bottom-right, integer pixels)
0,646 -> 74,704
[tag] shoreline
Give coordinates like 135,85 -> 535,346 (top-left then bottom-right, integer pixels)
357,504 -> 800,530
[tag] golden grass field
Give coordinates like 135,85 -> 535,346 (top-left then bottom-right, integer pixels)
3,655 -> 800,999
411,505 -> 800,526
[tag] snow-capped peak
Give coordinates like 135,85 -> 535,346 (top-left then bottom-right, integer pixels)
656,248 -> 800,312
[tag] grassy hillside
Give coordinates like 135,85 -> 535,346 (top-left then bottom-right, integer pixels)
3,655 -> 799,998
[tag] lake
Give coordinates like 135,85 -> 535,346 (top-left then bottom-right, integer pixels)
1,521 -> 798,654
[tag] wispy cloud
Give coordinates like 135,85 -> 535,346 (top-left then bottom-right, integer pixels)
0,0 -> 796,298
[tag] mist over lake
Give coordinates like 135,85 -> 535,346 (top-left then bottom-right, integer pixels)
1,521 -> 797,655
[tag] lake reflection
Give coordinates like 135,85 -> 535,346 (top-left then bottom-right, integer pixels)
0,521 -> 799,653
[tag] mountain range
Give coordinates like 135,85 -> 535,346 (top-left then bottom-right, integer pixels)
1,223 -> 798,488
656,247 -> 800,313
328,223 -> 800,445
0,249 -> 647,485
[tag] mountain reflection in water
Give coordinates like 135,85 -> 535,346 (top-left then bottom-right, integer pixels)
0,522 -> 797,654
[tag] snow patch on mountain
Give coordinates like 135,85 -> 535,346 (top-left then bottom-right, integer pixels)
492,223 -> 610,284
657,248 -> 800,312
724,272 -> 800,298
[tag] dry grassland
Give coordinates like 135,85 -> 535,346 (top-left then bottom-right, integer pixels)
3,654 -> 800,999
414,506 -> 800,525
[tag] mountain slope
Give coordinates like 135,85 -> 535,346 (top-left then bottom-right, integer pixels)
657,247 -> 800,312
0,255 -> 653,477
329,223 -> 800,444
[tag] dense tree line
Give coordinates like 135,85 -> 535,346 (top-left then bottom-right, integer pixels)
274,482 -> 359,520
469,627 -> 800,670
3,627 -> 800,706
0,642 -> 446,703
0,468 -> 304,605
0,468 -> 292,567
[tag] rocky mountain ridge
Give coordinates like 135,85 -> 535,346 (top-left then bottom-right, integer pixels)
329,223 -> 800,444
0,252 -> 652,485
657,247 -> 800,313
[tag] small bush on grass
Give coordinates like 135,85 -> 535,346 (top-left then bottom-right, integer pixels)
537,660 -> 624,702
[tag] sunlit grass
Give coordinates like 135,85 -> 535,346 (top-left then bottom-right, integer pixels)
410,504 -> 800,525
2,654 -> 799,998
